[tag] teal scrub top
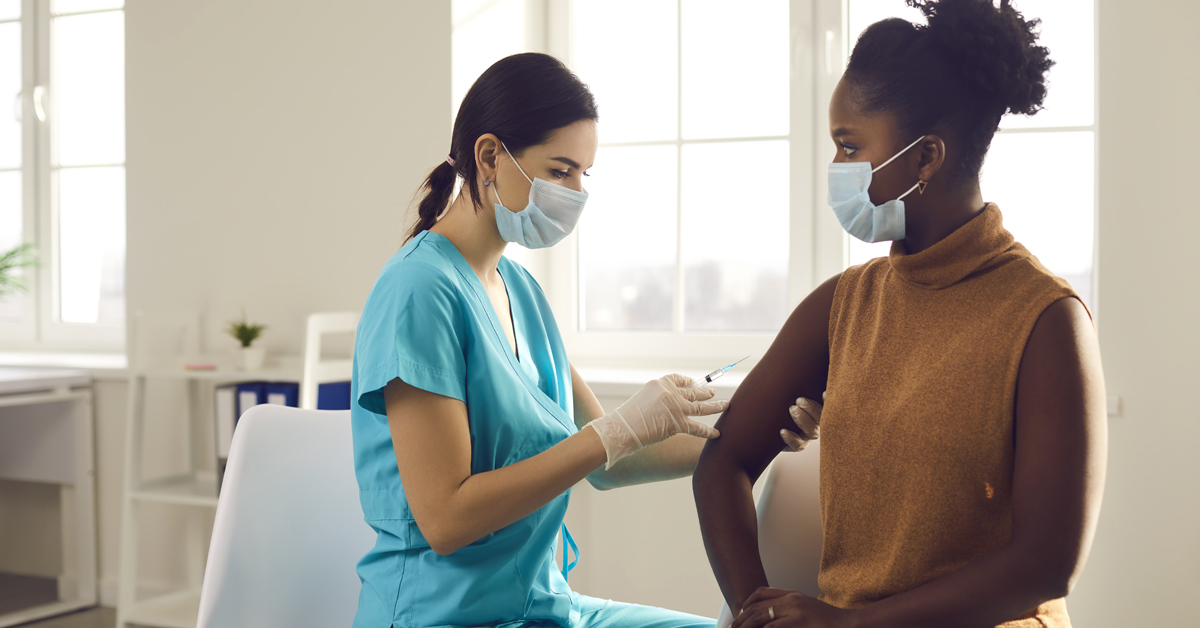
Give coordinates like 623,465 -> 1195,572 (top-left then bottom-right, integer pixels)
351,231 -> 581,628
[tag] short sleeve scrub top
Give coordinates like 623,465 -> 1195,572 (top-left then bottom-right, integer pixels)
351,231 -> 714,628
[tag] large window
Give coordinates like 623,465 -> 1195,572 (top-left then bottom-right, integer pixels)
847,0 -> 1096,306
451,0 -> 1096,364
0,0 -> 125,350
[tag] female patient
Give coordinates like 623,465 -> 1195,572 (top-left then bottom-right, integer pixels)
694,1 -> 1106,627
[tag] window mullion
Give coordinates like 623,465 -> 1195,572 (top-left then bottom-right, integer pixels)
673,0 -> 684,334
33,0 -> 50,339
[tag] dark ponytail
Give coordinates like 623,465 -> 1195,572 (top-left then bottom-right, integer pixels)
409,160 -> 458,240
407,53 -> 599,242
844,0 -> 1053,185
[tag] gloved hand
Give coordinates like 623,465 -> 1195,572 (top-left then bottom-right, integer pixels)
587,374 -> 727,469
781,395 -> 823,452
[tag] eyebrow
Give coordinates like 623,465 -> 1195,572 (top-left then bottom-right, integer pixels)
550,157 -> 582,169
832,127 -> 856,138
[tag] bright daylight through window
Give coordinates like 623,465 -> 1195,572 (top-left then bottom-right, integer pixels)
847,0 -> 1096,306
0,0 -> 125,347
572,0 -> 791,333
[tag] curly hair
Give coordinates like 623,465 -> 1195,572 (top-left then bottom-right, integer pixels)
845,0 -> 1054,185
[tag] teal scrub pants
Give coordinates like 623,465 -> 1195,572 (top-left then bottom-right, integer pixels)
574,595 -> 715,628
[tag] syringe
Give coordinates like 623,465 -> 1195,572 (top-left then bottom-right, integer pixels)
692,356 -> 750,387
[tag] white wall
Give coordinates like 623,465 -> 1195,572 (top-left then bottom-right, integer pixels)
86,0 -> 450,601
126,0 -> 449,356
1064,1 -> 1200,625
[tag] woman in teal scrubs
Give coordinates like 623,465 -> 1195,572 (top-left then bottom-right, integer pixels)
351,53 -> 805,628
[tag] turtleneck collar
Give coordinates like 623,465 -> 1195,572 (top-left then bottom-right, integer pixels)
887,204 -> 1014,290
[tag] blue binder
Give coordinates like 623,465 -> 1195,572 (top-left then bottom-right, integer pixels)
236,381 -> 267,417
317,381 -> 351,410
264,382 -> 299,407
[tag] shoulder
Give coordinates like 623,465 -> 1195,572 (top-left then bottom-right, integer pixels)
373,236 -> 464,301
993,242 -> 1077,299
1024,296 -> 1094,359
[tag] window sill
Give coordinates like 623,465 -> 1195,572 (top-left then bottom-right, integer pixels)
574,366 -> 745,399
0,351 -> 129,380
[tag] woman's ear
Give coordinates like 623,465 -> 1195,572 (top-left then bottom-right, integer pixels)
916,135 -> 947,185
475,134 -> 501,184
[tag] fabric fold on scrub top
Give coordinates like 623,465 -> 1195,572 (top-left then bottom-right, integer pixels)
350,230 -> 579,628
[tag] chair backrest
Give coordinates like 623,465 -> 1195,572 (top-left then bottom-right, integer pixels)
715,440 -> 823,627
197,405 -> 375,628
300,311 -> 359,410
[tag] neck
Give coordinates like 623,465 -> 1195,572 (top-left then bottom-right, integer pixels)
900,182 -> 988,255
429,191 -> 508,284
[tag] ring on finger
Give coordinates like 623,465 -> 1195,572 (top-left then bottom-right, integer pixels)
768,606 -> 775,620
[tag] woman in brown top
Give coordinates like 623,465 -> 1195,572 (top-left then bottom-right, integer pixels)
694,1 -> 1107,627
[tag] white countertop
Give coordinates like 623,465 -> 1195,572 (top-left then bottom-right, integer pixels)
0,366 -> 91,395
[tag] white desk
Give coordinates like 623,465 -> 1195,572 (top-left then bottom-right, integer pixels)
0,367 -> 97,627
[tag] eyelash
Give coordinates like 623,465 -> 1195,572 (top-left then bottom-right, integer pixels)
551,169 -> 570,179
840,143 -> 858,158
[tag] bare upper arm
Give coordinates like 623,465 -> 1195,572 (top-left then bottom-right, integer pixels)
384,378 -> 473,533
1011,297 -> 1107,589
698,273 -> 842,481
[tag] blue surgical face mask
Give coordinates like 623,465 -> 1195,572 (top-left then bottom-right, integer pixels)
492,142 -> 588,249
827,135 -> 926,243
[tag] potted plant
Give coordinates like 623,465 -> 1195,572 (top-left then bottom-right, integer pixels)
226,311 -> 267,371
0,242 -> 37,301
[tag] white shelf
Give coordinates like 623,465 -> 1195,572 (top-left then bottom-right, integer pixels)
124,589 -> 201,628
132,365 -> 303,382
130,474 -> 218,507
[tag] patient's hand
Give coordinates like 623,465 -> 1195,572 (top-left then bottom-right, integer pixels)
732,587 -> 855,628
780,395 -> 822,452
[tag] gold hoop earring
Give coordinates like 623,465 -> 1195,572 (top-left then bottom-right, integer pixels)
917,180 -> 928,195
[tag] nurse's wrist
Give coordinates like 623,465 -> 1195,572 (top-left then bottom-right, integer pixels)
579,422 -> 617,469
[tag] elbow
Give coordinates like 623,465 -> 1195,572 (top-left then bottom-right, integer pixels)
587,475 -> 619,491
418,518 -> 467,556
1015,543 -> 1084,602
427,531 -> 466,556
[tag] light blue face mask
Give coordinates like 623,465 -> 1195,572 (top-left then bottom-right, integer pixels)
492,142 -> 588,249
827,135 -> 926,243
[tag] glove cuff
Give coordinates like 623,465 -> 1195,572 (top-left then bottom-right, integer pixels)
587,414 -> 643,470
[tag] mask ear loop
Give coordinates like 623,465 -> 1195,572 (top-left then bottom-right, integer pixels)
500,141 -> 535,185
896,180 -> 923,201
871,135 -> 927,174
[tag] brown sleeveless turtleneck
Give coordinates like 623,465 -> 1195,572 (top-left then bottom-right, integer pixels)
819,205 -> 1076,627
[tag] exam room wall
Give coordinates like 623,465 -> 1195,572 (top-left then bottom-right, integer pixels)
1063,0 -> 1200,625
104,0 -> 449,603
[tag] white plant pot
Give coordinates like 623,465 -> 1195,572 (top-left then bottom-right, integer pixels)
240,347 -> 265,371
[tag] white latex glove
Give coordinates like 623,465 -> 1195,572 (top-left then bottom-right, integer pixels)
587,374 -> 727,469
781,394 -> 823,452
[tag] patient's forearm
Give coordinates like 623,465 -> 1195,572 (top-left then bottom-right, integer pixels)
694,452 -> 771,613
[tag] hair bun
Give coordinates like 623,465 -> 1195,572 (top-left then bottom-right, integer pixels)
910,0 -> 1054,116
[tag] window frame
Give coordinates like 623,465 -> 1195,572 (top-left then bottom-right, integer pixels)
0,0 -> 126,352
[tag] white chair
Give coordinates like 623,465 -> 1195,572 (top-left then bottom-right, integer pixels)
196,405 -> 375,628
715,440 -> 824,627
299,311 -> 359,410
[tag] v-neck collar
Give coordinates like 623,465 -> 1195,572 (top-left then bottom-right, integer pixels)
421,232 -> 575,433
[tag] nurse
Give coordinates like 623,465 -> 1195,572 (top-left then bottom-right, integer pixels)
351,53 -> 811,628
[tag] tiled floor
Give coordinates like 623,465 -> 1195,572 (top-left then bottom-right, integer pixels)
13,607 -> 115,628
